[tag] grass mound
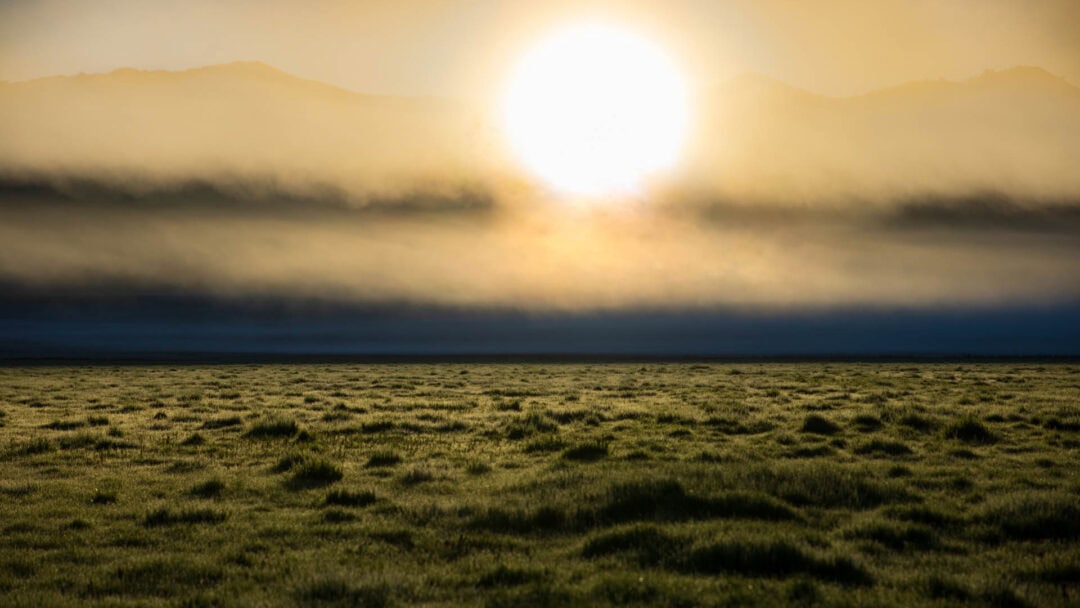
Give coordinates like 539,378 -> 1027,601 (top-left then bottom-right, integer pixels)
944,417 -> 997,444
705,416 -> 775,435
581,524 -> 687,566
899,413 -> 937,433
592,479 -> 800,525
201,416 -> 243,430
43,419 -> 86,431
143,507 -> 226,527
978,493 -> 1080,540
469,506 -> 567,534
366,451 -> 402,468
180,433 -> 206,446
101,558 -> 224,598
189,478 -> 225,498
18,438 -> 53,455
582,525 -> 870,586
360,420 -> 395,433
853,439 -> 913,457
287,459 -> 344,490
400,468 -> 435,485
296,579 -> 390,608
845,521 -> 938,550
505,412 -> 558,439
561,442 -> 609,462
91,490 -> 118,505
743,463 -> 912,509
324,489 -> 377,508
477,565 -> 545,588
882,505 -> 962,527
800,415 -> 840,435
243,416 -> 300,439
851,415 -> 883,432
683,539 -> 871,585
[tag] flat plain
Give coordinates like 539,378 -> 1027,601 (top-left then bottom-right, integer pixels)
1,363 -> 1078,607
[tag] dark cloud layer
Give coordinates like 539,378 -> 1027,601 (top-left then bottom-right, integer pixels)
3,291 -> 1078,358
0,172 -> 496,217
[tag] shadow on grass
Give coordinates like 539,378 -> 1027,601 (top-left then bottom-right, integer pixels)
295,579 -> 390,608
977,492 -> 1080,541
944,417 -> 998,444
324,489 -> 377,508
470,478 -> 800,534
90,558 -> 224,598
142,507 -> 226,527
582,524 -> 872,586
286,459 -> 344,490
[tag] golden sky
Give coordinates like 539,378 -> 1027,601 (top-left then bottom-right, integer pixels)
2,0 -> 1079,98
1,0 -> 1079,311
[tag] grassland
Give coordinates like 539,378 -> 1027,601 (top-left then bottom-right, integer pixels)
0,363 -> 1078,607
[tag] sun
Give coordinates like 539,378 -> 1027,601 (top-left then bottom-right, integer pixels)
502,22 -> 690,198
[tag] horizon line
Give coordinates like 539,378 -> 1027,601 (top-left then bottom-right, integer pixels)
3,60 -> 1075,101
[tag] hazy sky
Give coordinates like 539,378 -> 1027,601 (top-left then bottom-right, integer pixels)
2,0 -> 1079,98
1,1 -> 1079,354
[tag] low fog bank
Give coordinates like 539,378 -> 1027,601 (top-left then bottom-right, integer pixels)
1,180 -> 1077,310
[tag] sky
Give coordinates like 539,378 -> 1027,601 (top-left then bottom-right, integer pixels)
0,0 -> 1078,356
2,0 -> 1080,98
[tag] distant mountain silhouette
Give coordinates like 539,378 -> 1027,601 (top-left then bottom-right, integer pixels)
2,62 -> 1078,204
688,66 -> 1080,203
0,62 -> 498,200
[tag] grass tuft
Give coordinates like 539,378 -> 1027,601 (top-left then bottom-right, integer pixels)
853,439 -> 913,456
845,521 -> 938,550
977,493 -> 1080,540
944,417 -> 998,444
296,579 -> 390,608
243,416 -> 300,439
582,524 -> 687,565
143,507 -> 226,527
91,490 -> 118,505
366,451 -> 402,468
19,438 -> 53,455
592,479 -> 800,525
180,433 -> 207,446
287,459 -> 344,490
324,489 -> 377,508
683,539 -> 872,585
201,416 -> 243,430
477,565 -> 544,588
561,442 -> 609,462
189,478 -> 225,498
470,506 -> 567,534
800,415 -> 841,435
505,412 -> 558,439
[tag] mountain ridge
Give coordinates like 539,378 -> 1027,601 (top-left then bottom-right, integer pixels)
2,61 -> 1079,204
4,61 -> 1077,103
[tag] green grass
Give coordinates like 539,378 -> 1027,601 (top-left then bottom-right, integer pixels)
0,362 -> 1078,606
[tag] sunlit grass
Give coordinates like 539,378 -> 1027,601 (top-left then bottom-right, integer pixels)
0,363 -> 1077,606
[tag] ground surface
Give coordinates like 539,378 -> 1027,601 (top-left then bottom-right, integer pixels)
0,363 -> 1078,607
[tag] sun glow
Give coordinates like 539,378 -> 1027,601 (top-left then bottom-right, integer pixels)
502,23 -> 690,198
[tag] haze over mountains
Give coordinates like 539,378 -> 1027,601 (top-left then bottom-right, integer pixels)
0,62 -> 1078,315
2,61 -> 1079,209
688,66 -> 1080,206
0,62 -> 500,203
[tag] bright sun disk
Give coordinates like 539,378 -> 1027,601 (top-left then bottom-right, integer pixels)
502,22 -> 689,198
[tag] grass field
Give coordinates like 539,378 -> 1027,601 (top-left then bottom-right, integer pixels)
1,363 -> 1078,607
